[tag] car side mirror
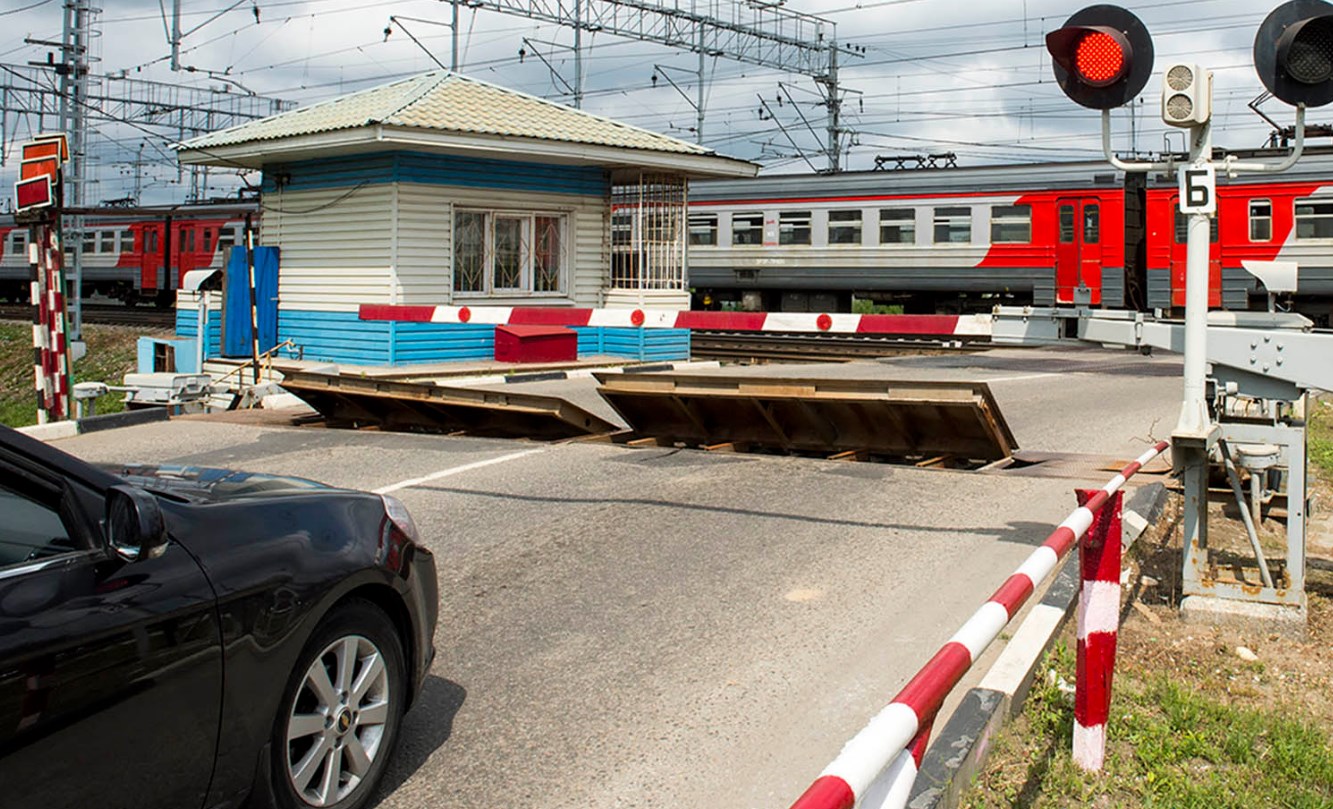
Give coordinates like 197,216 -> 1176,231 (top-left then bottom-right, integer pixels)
106,484 -> 168,562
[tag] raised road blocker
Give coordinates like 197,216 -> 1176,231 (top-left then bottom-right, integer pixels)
280,371 -> 618,440
595,374 -> 1017,467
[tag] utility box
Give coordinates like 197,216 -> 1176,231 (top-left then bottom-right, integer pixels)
494,325 -> 578,364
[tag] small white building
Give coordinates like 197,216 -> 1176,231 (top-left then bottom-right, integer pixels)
175,72 -> 756,366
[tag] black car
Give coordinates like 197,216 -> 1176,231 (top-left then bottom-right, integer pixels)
0,424 -> 438,809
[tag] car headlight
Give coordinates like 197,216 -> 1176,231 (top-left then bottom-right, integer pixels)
379,494 -> 421,544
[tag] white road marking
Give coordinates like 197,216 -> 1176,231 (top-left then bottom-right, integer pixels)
372,449 -> 545,495
983,372 -> 1059,383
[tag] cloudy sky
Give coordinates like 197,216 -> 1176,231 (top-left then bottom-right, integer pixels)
0,0 -> 1306,205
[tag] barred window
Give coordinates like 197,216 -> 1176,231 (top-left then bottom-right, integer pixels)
933,206 -> 971,244
828,210 -> 863,245
779,211 -> 811,245
453,209 -> 567,296
879,208 -> 915,245
990,205 -> 1032,243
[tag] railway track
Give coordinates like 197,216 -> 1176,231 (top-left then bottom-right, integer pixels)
0,303 -> 175,329
690,331 -> 988,362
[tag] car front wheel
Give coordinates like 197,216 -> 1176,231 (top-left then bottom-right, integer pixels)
273,601 -> 406,809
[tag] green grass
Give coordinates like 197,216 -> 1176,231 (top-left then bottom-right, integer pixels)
966,641 -> 1333,809
852,298 -> 905,315
1311,397 -> 1333,482
1,321 -> 142,428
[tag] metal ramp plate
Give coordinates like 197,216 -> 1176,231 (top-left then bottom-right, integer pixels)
281,371 -> 618,440
595,374 -> 1018,463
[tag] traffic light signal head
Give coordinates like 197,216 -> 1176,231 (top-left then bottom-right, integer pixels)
1255,0 -> 1333,107
1047,5 -> 1154,109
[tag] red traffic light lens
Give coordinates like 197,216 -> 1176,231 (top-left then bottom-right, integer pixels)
1075,31 -> 1126,86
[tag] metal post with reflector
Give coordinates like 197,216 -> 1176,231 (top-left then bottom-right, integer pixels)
1255,0 -> 1333,108
1045,4 -> 1154,109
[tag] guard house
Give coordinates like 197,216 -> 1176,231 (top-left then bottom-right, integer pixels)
174,71 -> 757,366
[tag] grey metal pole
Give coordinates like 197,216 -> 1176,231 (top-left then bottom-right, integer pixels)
573,0 -> 583,109
170,0 -> 182,71
1175,119 -> 1215,572
451,0 -> 459,71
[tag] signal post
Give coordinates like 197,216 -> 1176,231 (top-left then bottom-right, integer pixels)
1045,0 -> 1333,654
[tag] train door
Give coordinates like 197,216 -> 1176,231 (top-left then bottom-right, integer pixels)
1055,198 -> 1104,304
140,223 -> 164,301
1168,198 -> 1221,308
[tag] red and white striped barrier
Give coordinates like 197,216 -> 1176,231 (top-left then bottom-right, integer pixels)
28,223 -> 69,424
358,304 -> 992,338
789,440 -> 1169,809
1073,488 -> 1124,772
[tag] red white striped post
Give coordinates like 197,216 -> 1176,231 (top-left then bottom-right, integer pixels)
788,441 -> 1168,809
1073,488 -> 1123,772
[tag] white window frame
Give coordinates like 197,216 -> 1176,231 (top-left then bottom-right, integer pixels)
453,208 -> 569,298
878,208 -> 916,246
1294,197 -> 1333,241
989,204 -> 1032,244
828,209 -> 863,246
1249,199 -> 1273,242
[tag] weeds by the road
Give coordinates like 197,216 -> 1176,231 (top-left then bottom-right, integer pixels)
964,472 -> 1333,808
1312,396 -> 1333,481
1,321 -> 147,428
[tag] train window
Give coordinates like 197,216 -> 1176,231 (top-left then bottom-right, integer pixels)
11,231 -> 26,254
146,230 -> 160,253
611,211 -> 634,247
1059,206 -> 1075,243
1249,200 -> 1273,242
933,207 -> 971,244
217,229 -> 236,255
688,214 -> 718,246
1084,205 -> 1100,244
828,210 -> 862,245
1174,210 -> 1219,243
99,231 -> 117,253
732,212 -> 764,246
82,231 -> 96,254
990,205 -> 1032,243
779,211 -> 811,245
120,230 -> 134,251
1295,198 -> 1333,239
878,209 -> 915,245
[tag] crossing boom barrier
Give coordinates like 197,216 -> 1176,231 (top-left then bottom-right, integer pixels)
789,440 -> 1170,809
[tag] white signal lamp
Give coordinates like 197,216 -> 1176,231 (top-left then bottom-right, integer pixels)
1161,62 -> 1212,127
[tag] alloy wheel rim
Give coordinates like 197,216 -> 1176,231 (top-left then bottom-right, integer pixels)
285,634 -> 391,807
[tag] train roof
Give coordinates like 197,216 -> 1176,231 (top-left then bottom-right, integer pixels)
689,146 -> 1333,202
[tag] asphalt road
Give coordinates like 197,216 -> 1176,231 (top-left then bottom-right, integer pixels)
57,346 -> 1182,809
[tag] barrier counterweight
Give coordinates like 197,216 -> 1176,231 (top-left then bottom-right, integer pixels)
790,441 -> 1169,809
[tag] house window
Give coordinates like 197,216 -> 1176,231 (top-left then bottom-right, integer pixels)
1250,199 -> 1273,242
933,206 -> 971,244
779,211 -> 811,245
731,212 -> 764,245
828,210 -> 862,245
688,214 -> 718,246
453,209 -> 566,296
879,208 -> 915,244
990,205 -> 1032,243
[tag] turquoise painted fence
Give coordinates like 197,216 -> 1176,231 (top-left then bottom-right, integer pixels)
178,308 -> 691,366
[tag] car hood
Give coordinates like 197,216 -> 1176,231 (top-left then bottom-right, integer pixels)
102,463 -> 334,503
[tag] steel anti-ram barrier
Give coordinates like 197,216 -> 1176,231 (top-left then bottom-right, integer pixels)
789,440 -> 1170,809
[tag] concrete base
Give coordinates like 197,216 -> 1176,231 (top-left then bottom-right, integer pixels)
1180,594 -> 1308,639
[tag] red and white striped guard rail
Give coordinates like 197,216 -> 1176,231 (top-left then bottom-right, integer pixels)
789,440 -> 1170,809
358,304 -> 992,338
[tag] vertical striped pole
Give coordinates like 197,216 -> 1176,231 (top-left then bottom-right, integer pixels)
28,223 -> 49,424
46,224 -> 70,421
1073,488 -> 1123,772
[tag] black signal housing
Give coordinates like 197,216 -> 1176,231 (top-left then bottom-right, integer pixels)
1256,0 -> 1333,107
1046,5 -> 1155,110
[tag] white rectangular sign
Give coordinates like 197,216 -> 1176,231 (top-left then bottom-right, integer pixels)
1178,165 -> 1217,215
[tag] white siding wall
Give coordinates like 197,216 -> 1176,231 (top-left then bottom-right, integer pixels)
263,184 -> 394,312
394,183 -> 609,308
261,181 -> 611,311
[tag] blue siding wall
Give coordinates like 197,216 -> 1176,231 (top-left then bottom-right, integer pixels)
258,309 -> 688,366
262,151 -> 607,197
175,306 -> 222,358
